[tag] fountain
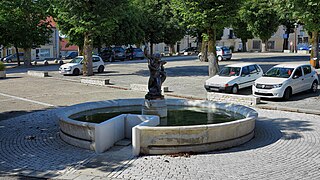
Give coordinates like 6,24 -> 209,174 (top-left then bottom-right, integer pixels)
58,55 -> 258,156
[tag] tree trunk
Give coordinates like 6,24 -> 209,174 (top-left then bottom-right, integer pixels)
23,48 -> 32,67
200,37 -> 208,62
83,32 -> 93,76
312,31 -> 319,69
169,44 -> 175,55
78,45 -> 84,56
207,28 -> 219,77
261,40 -> 267,52
241,39 -> 247,52
15,46 -> 20,66
150,43 -> 154,55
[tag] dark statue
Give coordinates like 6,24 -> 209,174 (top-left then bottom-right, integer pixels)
145,53 -> 167,100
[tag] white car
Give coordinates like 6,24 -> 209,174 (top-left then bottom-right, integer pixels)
253,64 -> 319,100
198,46 -> 232,61
205,63 -> 263,94
59,55 -> 105,75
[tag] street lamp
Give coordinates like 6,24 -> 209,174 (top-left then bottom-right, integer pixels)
294,22 -> 298,53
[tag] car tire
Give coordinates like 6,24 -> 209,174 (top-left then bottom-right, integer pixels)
231,85 -> 239,94
283,88 -> 291,100
310,81 -> 318,93
98,65 -> 104,73
217,56 -> 223,61
73,68 -> 80,76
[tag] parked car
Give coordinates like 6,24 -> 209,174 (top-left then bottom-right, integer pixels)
59,55 -> 105,76
65,52 -> 78,59
125,48 -> 145,60
179,47 -> 199,55
205,63 -> 263,94
253,64 -> 319,100
99,48 -> 113,62
111,47 -> 126,61
198,46 -> 232,61
2,53 -> 24,63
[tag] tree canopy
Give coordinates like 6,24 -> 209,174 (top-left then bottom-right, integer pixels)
240,0 -> 279,52
172,0 -> 243,76
0,0 -> 52,66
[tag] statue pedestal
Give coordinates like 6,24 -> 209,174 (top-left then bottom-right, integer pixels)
142,99 -> 167,118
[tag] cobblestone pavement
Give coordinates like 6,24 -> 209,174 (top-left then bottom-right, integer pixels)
1,53 -> 320,179
0,107 -> 320,179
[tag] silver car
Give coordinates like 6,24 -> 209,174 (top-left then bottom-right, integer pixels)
198,46 -> 232,61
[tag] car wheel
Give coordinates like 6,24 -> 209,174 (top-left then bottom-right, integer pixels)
98,65 -> 104,73
283,88 -> 291,100
231,85 -> 239,94
73,68 -> 80,76
217,56 -> 223,61
310,81 -> 318,93
198,55 -> 202,61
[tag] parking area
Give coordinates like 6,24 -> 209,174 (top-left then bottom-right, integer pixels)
1,52 -> 320,121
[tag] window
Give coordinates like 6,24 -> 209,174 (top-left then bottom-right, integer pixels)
241,66 -> 249,76
249,65 -> 258,74
92,57 -> 100,62
303,37 -> 309,43
302,65 -> 312,75
254,65 -> 261,72
253,40 -> 261,49
267,41 -> 275,49
40,49 -> 50,58
293,67 -> 302,78
164,46 -> 169,52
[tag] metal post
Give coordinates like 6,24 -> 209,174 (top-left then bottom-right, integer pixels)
294,23 -> 298,53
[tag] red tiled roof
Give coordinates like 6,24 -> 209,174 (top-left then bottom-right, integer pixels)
60,39 -> 79,51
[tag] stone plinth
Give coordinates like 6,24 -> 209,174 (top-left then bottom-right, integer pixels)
27,70 -> 49,77
142,99 -> 167,118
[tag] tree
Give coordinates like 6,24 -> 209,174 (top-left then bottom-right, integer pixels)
172,0 -> 243,77
53,0 -> 127,76
276,0 -> 320,68
133,0 -> 166,55
161,1 -> 186,55
240,0 -> 280,52
232,18 -> 254,52
0,0 -> 52,66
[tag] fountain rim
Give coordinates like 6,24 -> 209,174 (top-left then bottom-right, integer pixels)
57,98 -> 258,128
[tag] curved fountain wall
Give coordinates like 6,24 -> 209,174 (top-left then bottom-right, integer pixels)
57,98 -> 258,155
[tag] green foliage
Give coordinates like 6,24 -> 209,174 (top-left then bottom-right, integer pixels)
0,61 -> 5,71
240,0 -> 279,42
53,0 -> 127,46
0,0 -> 52,49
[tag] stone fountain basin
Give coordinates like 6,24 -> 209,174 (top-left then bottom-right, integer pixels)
57,99 -> 258,155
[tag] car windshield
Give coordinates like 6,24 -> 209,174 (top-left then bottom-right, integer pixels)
69,57 -> 83,63
263,67 -> 294,78
218,67 -> 241,76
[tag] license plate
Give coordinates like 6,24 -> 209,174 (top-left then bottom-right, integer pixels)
210,88 -> 219,91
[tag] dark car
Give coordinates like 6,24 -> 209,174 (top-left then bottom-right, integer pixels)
125,48 -> 145,60
3,53 -> 24,63
179,47 -> 199,55
111,47 -> 126,61
65,52 -> 78,59
99,48 -> 113,62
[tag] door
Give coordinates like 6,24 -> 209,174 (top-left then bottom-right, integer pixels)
291,67 -> 304,93
92,57 -> 100,71
239,66 -> 255,89
302,65 -> 314,91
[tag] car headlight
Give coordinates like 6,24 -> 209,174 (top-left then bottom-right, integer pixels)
273,84 -> 282,88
